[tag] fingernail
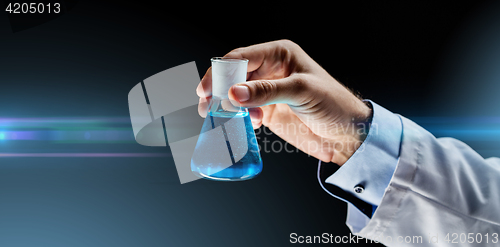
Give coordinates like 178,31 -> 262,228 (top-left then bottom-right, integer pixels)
232,85 -> 250,102
248,109 -> 261,119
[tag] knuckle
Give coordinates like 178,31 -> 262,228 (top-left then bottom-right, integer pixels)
253,80 -> 277,101
276,39 -> 301,51
277,39 -> 294,47
290,74 -> 309,93
225,47 -> 245,58
289,74 -> 314,105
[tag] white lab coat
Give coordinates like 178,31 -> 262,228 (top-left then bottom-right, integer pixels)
348,115 -> 500,246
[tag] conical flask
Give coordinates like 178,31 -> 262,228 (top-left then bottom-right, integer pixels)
191,57 -> 263,181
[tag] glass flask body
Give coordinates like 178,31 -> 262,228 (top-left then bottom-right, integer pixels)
191,57 -> 262,181
191,97 -> 263,181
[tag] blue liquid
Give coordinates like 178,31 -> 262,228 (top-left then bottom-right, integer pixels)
191,111 -> 263,181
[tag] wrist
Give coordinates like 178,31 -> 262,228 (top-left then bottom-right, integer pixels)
333,101 -> 373,166
354,100 -> 373,142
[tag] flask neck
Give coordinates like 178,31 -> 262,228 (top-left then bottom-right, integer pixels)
211,58 -> 248,98
208,97 -> 248,117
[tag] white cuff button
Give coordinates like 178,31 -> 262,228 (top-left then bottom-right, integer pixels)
354,184 -> 364,194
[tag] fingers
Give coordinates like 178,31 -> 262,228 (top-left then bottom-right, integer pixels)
196,42 -> 270,98
248,107 -> 263,129
196,67 -> 212,98
223,39 -> 301,79
228,74 -> 310,108
197,40 -> 302,101
198,96 -> 211,118
223,46 -> 267,74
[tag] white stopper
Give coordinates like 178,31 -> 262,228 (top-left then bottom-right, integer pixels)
211,58 -> 248,98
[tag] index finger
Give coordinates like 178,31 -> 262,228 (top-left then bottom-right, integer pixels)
223,40 -> 299,81
196,40 -> 298,98
196,58 -> 251,98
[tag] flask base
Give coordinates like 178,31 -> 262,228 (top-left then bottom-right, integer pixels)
192,166 -> 262,181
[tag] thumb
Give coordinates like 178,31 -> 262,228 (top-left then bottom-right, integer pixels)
228,74 -> 308,107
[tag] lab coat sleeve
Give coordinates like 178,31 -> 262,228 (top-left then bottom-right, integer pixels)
319,100 -> 402,226
355,115 -> 500,246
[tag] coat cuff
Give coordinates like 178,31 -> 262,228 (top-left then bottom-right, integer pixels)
318,100 -> 403,214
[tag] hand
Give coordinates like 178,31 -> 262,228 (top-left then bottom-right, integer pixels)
197,40 -> 372,165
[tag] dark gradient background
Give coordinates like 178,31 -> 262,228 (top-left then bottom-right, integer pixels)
1,1 -> 500,246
